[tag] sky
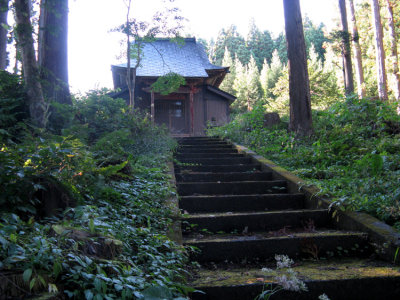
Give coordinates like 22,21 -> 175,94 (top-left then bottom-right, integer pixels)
68,0 -> 339,94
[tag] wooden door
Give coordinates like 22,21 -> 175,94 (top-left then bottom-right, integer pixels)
155,99 -> 188,134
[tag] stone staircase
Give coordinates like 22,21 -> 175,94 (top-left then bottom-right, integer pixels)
174,137 -> 400,300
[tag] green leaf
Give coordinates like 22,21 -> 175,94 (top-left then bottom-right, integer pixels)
89,218 -> 95,234
53,261 -> 62,278
37,274 -> 46,287
23,268 -> 32,283
142,285 -> 173,300
29,278 -> 36,291
84,289 -> 94,300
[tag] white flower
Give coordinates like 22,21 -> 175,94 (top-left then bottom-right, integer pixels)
276,274 -> 307,292
261,267 -> 273,273
319,294 -> 331,300
275,254 -> 294,269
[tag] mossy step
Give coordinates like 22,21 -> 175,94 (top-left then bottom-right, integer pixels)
177,157 -> 252,165
179,193 -> 305,213
175,153 -> 245,159
178,140 -> 229,145
177,137 -> 221,141
190,259 -> 400,300
177,180 -> 287,196
182,209 -> 330,234
177,148 -> 238,154
175,171 -> 272,183
179,144 -> 233,149
185,231 -> 369,262
175,164 -> 261,173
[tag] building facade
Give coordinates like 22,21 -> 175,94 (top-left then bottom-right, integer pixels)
111,38 -> 235,136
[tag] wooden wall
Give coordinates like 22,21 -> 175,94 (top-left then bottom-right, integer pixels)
204,88 -> 230,127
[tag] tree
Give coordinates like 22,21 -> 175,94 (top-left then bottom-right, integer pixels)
308,45 -> 342,108
38,0 -> 71,105
283,0 -> 313,136
0,0 -> 9,70
274,33 -> 288,64
211,25 -> 249,66
116,0 -> 184,112
232,55 -> 247,112
14,0 -> 47,127
338,0 -> 355,95
303,16 -> 329,62
245,55 -> 263,110
370,0 -> 388,100
260,50 -> 283,100
348,0 -> 366,98
385,0 -> 400,100
219,47 -> 236,95
246,19 -> 274,69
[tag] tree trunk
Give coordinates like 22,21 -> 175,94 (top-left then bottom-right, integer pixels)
371,0 -> 388,100
283,0 -> 313,136
14,0 -> 47,127
348,0 -> 366,98
0,0 -> 9,70
338,0 -> 355,96
385,0 -> 400,100
38,0 -> 71,105
125,0 -> 135,112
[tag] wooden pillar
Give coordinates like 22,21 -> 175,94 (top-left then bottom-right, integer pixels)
190,89 -> 194,135
151,91 -> 155,124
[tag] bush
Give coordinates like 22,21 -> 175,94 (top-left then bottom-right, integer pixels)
0,87 -> 187,299
0,71 -> 29,143
209,97 -> 400,227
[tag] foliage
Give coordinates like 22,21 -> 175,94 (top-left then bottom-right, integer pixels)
151,72 -> 186,96
269,45 -> 341,116
255,255 -> 307,300
208,97 -> 400,229
0,89 -> 190,299
0,71 -> 29,143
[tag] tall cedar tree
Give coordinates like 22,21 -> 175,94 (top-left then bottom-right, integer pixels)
348,0 -> 366,98
370,0 -> 388,100
14,0 -> 47,127
220,47 -> 236,96
245,55 -> 263,110
338,0 -> 355,95
385,0 -> 400,100
0,0 -> 9,70
38,0 -> 71,105
283,0 -> 313,136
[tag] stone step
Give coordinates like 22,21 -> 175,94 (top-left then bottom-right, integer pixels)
177,157 -> 252,165
175,164 -> 261,173
179,194 -> 305,213
177,137 -> 220,141
190,259 -> 400,300
175,171 -> 272,183
177,148 -> 238,154
178,140 -> 229,145
177,180 -> 287,196
179,144 -> 233,149
182,209 -> 329,234
185,231 -> 369,263
176,153 -> 245,159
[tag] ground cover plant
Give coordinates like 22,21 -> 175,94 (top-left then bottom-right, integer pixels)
0,71 -> 190,299
208,97 -> 400,230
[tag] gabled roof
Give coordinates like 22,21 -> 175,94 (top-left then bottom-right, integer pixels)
112,38 -> 227,78
206,85 -> 236,103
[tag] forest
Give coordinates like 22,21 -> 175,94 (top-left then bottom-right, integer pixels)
0,0 -> 400,299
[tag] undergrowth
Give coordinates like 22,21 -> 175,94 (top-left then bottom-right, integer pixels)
208,97 -> 400,229
0,72 -> 189,299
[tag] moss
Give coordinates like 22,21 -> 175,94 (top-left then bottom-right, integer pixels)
185,230 -> 366,243
191,258 -> 400,287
